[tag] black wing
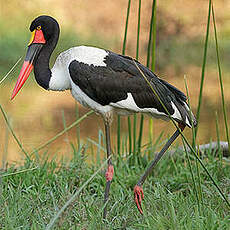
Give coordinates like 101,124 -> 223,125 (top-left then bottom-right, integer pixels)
69,50 -> 191,123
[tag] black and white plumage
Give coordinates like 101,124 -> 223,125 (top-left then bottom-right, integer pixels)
49,46 -> 196,127
12,15 -> 196,127
12,15 -> 197,218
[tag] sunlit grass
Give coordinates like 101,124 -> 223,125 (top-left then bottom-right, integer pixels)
1,139 -> 229,229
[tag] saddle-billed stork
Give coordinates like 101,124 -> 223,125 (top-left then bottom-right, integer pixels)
11,15 -> 197,218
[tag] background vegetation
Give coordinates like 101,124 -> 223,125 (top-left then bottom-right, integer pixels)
0,0 -> 230,163
0,0 -> 230,229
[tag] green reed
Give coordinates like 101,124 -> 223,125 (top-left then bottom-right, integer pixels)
211,2 -> 230,153
131,0 -> 141,161
0,105 -> 29,160
138,0 -> 157,155
117,0 -> 132,156
195,0 -> 211,140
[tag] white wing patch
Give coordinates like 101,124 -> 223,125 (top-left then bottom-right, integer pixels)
71,46 -> 108,67
110,93 -> 168,119
171,102 -> 182,121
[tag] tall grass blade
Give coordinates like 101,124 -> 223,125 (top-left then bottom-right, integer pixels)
61,110 -> 70,145
132,0 -> 141,158
75,103 -> 81,149
137,115 -> 144,153
136,0 -> 141,60
122,0 -> 131,55
0,104 -> 30,160
133,114 -> 137,155
2,119 -> 10,168
138,0 -> 156,153
128,116 -> 132,155
195,0 -> 212,139
31,110 -> 94,155
215,111 -> 222,163
96,130 -> 103,165
151,0 -> 157,72
211,3 -> 230,153
184,77 -> 203,213
0,57 -> 22,85
146,0 -> 156,69
46,157 -> 110,230
117,0 -> 132,156
0,167 -> 38,178
182,137 -> 200,211
149,0 -> 157,146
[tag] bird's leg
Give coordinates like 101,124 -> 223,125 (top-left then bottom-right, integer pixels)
134,123 -> 185,214
103,121 -> 114,219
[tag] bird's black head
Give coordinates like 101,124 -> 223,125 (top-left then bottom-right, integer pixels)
11,15 -> 60,99
29,15 -> 60,43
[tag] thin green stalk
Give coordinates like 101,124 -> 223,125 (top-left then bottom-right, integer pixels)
212,3 -> 230,153
75,103 -> 81,149
138,0 -> 156,153
2,119 -> 10,168
96,130 -> 103,165
146,0 -> 156,69
134,60 -> 230,208
195,0 -> 212,139
0,57 -> 22,85
215,111 -> 222,162
133,114 -> 137,155
195,148 -> 203,213
0,167 -> 38,178
136,0 -> 141,60
31,110 -> 94,155
46,157 -> 111,230
132,0 -> 141,157
149,0 -> 157,144
61,110 -> 70,145
182,137 -> 200,212
0,105 -> 30,160
151,0 -> 157,72
128,116 -> 132,155
149,0 -> 157,146
118,0 -> 132,156
137,115 -> 144,153
184,77 -> 203,212
122,0 -> 131,55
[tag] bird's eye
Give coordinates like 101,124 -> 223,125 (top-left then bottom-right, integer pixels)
36,26 -> 42,30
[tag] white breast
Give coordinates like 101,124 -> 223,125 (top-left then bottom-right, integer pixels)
49,46 -> 108,91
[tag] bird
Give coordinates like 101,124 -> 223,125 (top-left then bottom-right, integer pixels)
11,15 -> 197,218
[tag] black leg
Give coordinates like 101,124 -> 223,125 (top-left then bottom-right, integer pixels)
134,123 -> 185,214
103,122 -> 114,219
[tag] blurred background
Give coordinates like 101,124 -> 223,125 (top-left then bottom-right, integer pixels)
0,0 -> 230,165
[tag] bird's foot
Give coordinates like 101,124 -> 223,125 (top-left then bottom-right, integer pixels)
134,185 -> 144,214
105,165 -> 114,182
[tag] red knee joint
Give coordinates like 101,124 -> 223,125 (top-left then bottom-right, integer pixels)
105,165 -> 114,182
178,122 -> 185,131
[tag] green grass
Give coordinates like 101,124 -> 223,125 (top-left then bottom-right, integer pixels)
0,142 -> 229,229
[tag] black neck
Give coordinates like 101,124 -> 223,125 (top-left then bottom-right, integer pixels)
34,29 -> 59,89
